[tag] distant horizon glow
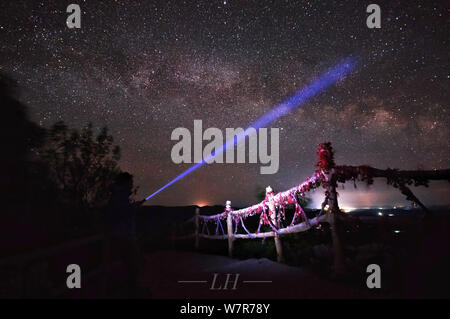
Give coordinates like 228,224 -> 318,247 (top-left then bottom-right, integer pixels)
308,180 -> 450,210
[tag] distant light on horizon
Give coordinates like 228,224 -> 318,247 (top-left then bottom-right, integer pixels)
309,183 -> 437,210
341,206 -> 356,213
196,201 -> 209,207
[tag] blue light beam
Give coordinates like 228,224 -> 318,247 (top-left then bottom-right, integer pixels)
145,57 -> 356,201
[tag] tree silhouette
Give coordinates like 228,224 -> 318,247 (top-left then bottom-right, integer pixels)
0,73 -> 45,204
40,121 -> 122,210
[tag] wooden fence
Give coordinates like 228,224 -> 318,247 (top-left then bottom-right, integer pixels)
171,153 -> 345,270
172,143 -> 450,274
174,207 -> 333,263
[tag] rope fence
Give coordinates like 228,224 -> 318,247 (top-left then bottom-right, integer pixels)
173,170 -> 333,263
172,142 -> 450,271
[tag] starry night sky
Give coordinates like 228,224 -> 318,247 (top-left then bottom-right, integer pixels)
1,0 -> 449,208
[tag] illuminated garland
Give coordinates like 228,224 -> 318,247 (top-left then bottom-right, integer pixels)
199,143 -> 335,233
198,142 -> 447,233
199,169 -> 326,234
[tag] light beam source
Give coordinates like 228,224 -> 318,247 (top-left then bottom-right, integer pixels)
145,57 -> 356,201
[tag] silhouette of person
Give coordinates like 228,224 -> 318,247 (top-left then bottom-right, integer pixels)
106,172 -> 144,297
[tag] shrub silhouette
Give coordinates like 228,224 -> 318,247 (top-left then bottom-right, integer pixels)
0,73 -> 45,204
40,121 -> 122,210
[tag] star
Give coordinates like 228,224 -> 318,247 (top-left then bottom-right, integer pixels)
0,0 -> 448,207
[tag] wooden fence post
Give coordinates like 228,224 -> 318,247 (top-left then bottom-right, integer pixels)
274,234 -> 284,263
329,212 -> 344,275
194,207 -> 200,250
327,169 -> 345,275
227,213 -> 234,258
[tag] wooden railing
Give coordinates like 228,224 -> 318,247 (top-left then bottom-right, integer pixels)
172,172 -> 336,265
172,143 -> 450,273
171,163 -> 337,263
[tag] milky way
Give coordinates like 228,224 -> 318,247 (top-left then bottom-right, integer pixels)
0,1 -> 449,207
